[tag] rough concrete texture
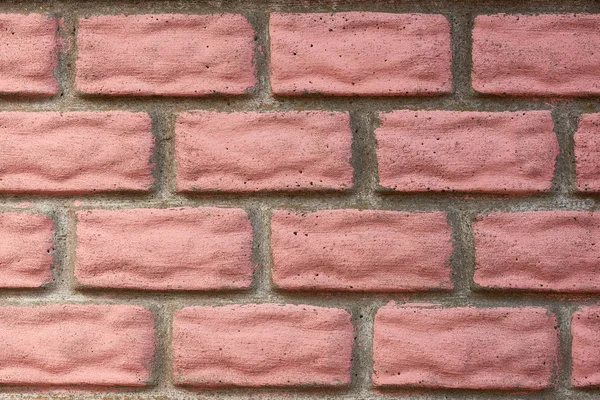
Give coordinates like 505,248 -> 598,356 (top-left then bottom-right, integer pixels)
0,0 -> 599,399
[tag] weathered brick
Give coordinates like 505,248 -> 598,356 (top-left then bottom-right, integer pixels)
175,111 -> 352,192
173,304 -> 353,387
572,306 -> 600,387
474,211 -> 600,292
271,210 -> 452,292
473,14 -> 600,96
76,14 -> 256,96
75,207 -> 253,290
0,213 -> 53,288
575,113 -> 600,192
376,110 -> 558,193
0,304 -> 154,386
0,112 -> 153,194
269,12 -> 451,96
0,14 -> 58,96
373,303 -> 558,390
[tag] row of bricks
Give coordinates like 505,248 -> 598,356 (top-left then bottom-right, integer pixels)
1,110 -> 598,193
3,13 -> 600,97
0,303 -> 594,389
6,207 -> 600,292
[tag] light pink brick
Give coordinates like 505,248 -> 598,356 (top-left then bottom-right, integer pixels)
269,12 -> 451,96
76,14 -> 256,96
473,14 -> 600,96
474,211 -> 600,292
0,304 -> 154,386
175,111 -> 352,192
0,112 -> 153,194
373,303 -> 558,390
575,113 -> 600,192
173,304 -> 353,387
572,306 -> 600,387
271,210 -> 452,292
75,207 -> 253,291
376,110 -> 558,193
0,213 -> 53,288
0,14 -> 58,96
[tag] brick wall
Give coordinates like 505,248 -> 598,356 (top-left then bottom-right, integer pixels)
2,0 -> 600,399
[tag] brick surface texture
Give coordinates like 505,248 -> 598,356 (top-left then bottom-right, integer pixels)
0,1 -> 599,399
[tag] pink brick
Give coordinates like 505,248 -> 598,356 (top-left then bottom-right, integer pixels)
376,110 -> 558,193
575,113 -> 600,192
175,111 -> 352,192
269,12 -> 451,96
173,304 -> 352,387
473,14 -> 600,96
76,14 -> 255,96
0,304 -> 154,386
0,14 -> 58,96
572,306 -> 600,387
0,112 -> 153,194
474,211 -> 600,292
0,213 -> 53,288
271,210 -> 452,292
75,207 -> 253,290
373,303 -> 558,390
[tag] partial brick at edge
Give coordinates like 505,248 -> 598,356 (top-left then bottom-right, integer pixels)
173,304 -> 353,387
373,303 -> 558,390
75,207 -> 253,291
572,306 -> 600,387
76,14 -> 256,96
0,305 -> 154,386
0,112 -> 153,194
474,211 -> 600,292
376,110 -> 558,193
575,113 -> 600,192
271,210 -> 452,292
270,12 -> 451,96
175,111 -> 352,192
473,14 -> 600,96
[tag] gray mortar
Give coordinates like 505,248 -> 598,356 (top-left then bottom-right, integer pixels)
0,0 -> 600,399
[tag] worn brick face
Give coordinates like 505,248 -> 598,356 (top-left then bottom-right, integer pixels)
575,113 -> 600,192
572,307 -> 600,387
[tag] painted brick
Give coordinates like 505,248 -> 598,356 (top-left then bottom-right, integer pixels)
0,304 -> 154,386
572,306 -> 600,387
474,211 -> 600,292
173,304 -> 353,387
373,303 -> 558,390
575,113 -> 600,192
0,213 -> 53,288
271,210 -> 452,292
76,14 -> 256,96
376,110 -> 558,193
269,12 -> 451,96
0,112 -> 153,194
75,207 -> 253,290
175,111 -> 352,192
473,14 -> 600,96
0,14 -> 58,97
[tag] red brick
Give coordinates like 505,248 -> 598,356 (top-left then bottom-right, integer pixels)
474,211 -> 600,292
0,304 -> 154,386
0,14 -> 58,97
271,210 -> 452,292
173,304 -> 352,387
473,14 -> 600,96
376,110 -> 558,193
175,111 -> 352,192
0,112 -> 153,194
75,207 -> 253,290
575,113 -> 600,192
572,306 -> 600,387
0,213 -> 53,288
373,303 -> 558,390
269,12 -> 451,96
76,14 -> 256,96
